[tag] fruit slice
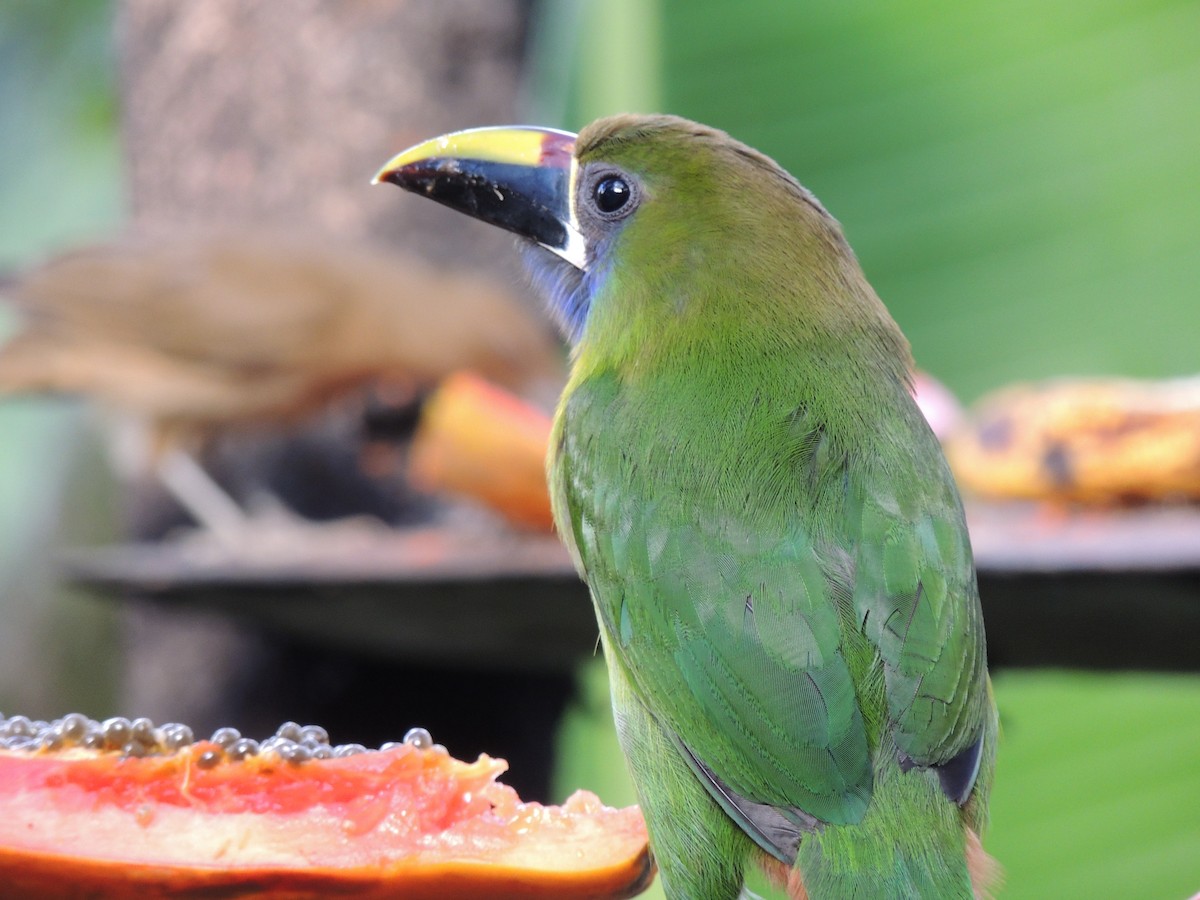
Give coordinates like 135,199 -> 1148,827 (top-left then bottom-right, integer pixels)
946,376 -> 1200,503
408,370 -> 555,531
0,715 -> 653,899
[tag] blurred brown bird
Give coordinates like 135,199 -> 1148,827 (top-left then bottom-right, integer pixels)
0,228 -> 565,536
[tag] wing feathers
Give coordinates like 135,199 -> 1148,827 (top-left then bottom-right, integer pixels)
678,740 -> 816,864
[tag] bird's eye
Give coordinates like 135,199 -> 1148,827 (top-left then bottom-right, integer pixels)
593,176 -> 632,214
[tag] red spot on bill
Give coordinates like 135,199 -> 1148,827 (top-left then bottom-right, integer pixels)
540,131 -> 576,168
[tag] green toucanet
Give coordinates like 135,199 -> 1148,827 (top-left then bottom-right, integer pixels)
374,115 -> 998,899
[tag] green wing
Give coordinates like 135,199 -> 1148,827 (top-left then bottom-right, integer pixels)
596,488 -> 873,827
552,370 -> 989,855
850,440 -> 990,771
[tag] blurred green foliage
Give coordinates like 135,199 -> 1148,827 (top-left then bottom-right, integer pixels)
987,671 -> 1200,899
0,0 -> 122,718
0,0 -> 121,267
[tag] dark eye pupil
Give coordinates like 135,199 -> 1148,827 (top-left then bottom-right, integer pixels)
594,176 -> 631,213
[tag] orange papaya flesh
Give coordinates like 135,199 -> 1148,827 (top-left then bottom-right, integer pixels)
408,370 -> 555,531
0,718 -> 653,899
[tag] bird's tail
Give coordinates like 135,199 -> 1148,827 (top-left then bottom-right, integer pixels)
790,757 -> 994,900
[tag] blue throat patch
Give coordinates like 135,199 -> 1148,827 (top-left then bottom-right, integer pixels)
521,242 -> 609,346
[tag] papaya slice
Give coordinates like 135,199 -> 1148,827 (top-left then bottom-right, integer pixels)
408,370 -> 555,531
0,715 -> 653,899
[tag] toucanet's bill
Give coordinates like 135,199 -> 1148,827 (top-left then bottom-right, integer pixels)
375,115 -> 997,899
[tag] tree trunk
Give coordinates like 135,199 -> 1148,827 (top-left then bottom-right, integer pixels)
120,0 -> 531,270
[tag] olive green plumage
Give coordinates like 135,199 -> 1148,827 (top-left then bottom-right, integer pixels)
548,116 -> 996,898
